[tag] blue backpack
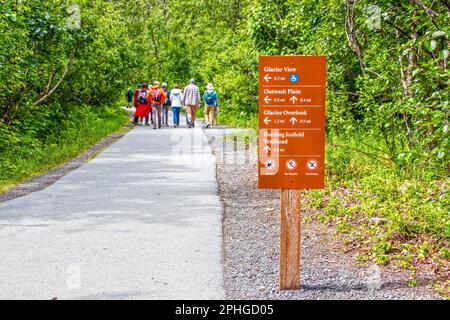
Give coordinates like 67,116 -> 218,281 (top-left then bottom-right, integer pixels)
204,91 -> 216,105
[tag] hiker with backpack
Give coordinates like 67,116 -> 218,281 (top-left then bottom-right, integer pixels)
170,85 -> 183,128
132,83 -> 151,125
134,84 -> 151,124
203,83 -> 219,128
161,82 -> 171,127
149,82 -> 167,129
182,79 -> 201,128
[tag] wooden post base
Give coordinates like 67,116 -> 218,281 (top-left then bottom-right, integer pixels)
279,189 -> 301,290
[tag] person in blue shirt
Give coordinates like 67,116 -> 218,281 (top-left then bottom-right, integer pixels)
203,83 -> 218,128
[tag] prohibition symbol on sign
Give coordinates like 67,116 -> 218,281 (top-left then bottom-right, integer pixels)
307,160 -> 318,170
286,159 -> 297,170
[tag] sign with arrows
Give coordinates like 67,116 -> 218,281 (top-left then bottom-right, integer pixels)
258,56 -> 326,189
258,56 -> 326,292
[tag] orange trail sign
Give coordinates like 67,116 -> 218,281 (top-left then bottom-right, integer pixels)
258,56 -> 326,290
258,56 -> 326,190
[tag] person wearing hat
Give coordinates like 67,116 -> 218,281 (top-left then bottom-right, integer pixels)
182,78 -> 201,128
161,82 -> 171,127
203,83 -> 219,128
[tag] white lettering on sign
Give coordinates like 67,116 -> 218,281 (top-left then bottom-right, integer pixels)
284,67 -> 297,72
286,132 -> 305,138
263,110 -> 308,116
284,110 -> 307,116
263,66 -> 298,73
264,66 -> 283,72
264,139 -> 288,144
263,89 -> 302,95
263,131 -> 305,139
264,88 -> 286,94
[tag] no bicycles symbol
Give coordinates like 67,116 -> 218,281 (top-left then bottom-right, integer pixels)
286,159 -> 297,170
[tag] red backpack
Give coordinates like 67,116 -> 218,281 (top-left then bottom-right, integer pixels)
151,88 -> 162,103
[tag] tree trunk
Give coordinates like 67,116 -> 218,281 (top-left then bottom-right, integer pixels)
345,0 -> 366,70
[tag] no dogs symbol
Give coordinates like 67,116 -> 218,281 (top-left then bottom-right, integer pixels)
307,160 -> 318,170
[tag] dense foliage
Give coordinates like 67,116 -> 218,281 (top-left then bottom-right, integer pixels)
112,0 -> 449,179
0,0 -> 135,187
5,1 -> 446,175
1,0 -> 449,290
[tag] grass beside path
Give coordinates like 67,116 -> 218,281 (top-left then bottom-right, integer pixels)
303,174 -> 449,298
0,105 -> 130,193
313,148 -> 449,298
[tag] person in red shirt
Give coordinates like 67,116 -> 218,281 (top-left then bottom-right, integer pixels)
149,82 -> 167,129
133,84 -> 141,107
132,83 -> 151,126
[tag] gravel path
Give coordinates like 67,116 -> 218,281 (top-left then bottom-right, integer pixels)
204,127 -> 441,300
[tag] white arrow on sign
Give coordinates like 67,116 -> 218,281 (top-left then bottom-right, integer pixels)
290,117 -> 298,125
290,96 -> 298,104
264,74 -> 272,82
263,145 -> 271,153
264,117 -> 271,125
264,96 -> 271,104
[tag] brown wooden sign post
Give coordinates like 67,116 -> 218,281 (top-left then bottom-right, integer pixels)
258,56 -> 326,290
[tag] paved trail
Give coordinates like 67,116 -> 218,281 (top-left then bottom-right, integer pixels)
0,123 -> 224,299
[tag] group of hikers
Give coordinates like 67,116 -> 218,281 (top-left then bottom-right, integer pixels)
126,79 -> 219,129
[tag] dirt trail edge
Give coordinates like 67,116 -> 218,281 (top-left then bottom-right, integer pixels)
203,127 -> 441,300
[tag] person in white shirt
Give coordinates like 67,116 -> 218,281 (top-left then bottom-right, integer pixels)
170,85 -> 183,128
